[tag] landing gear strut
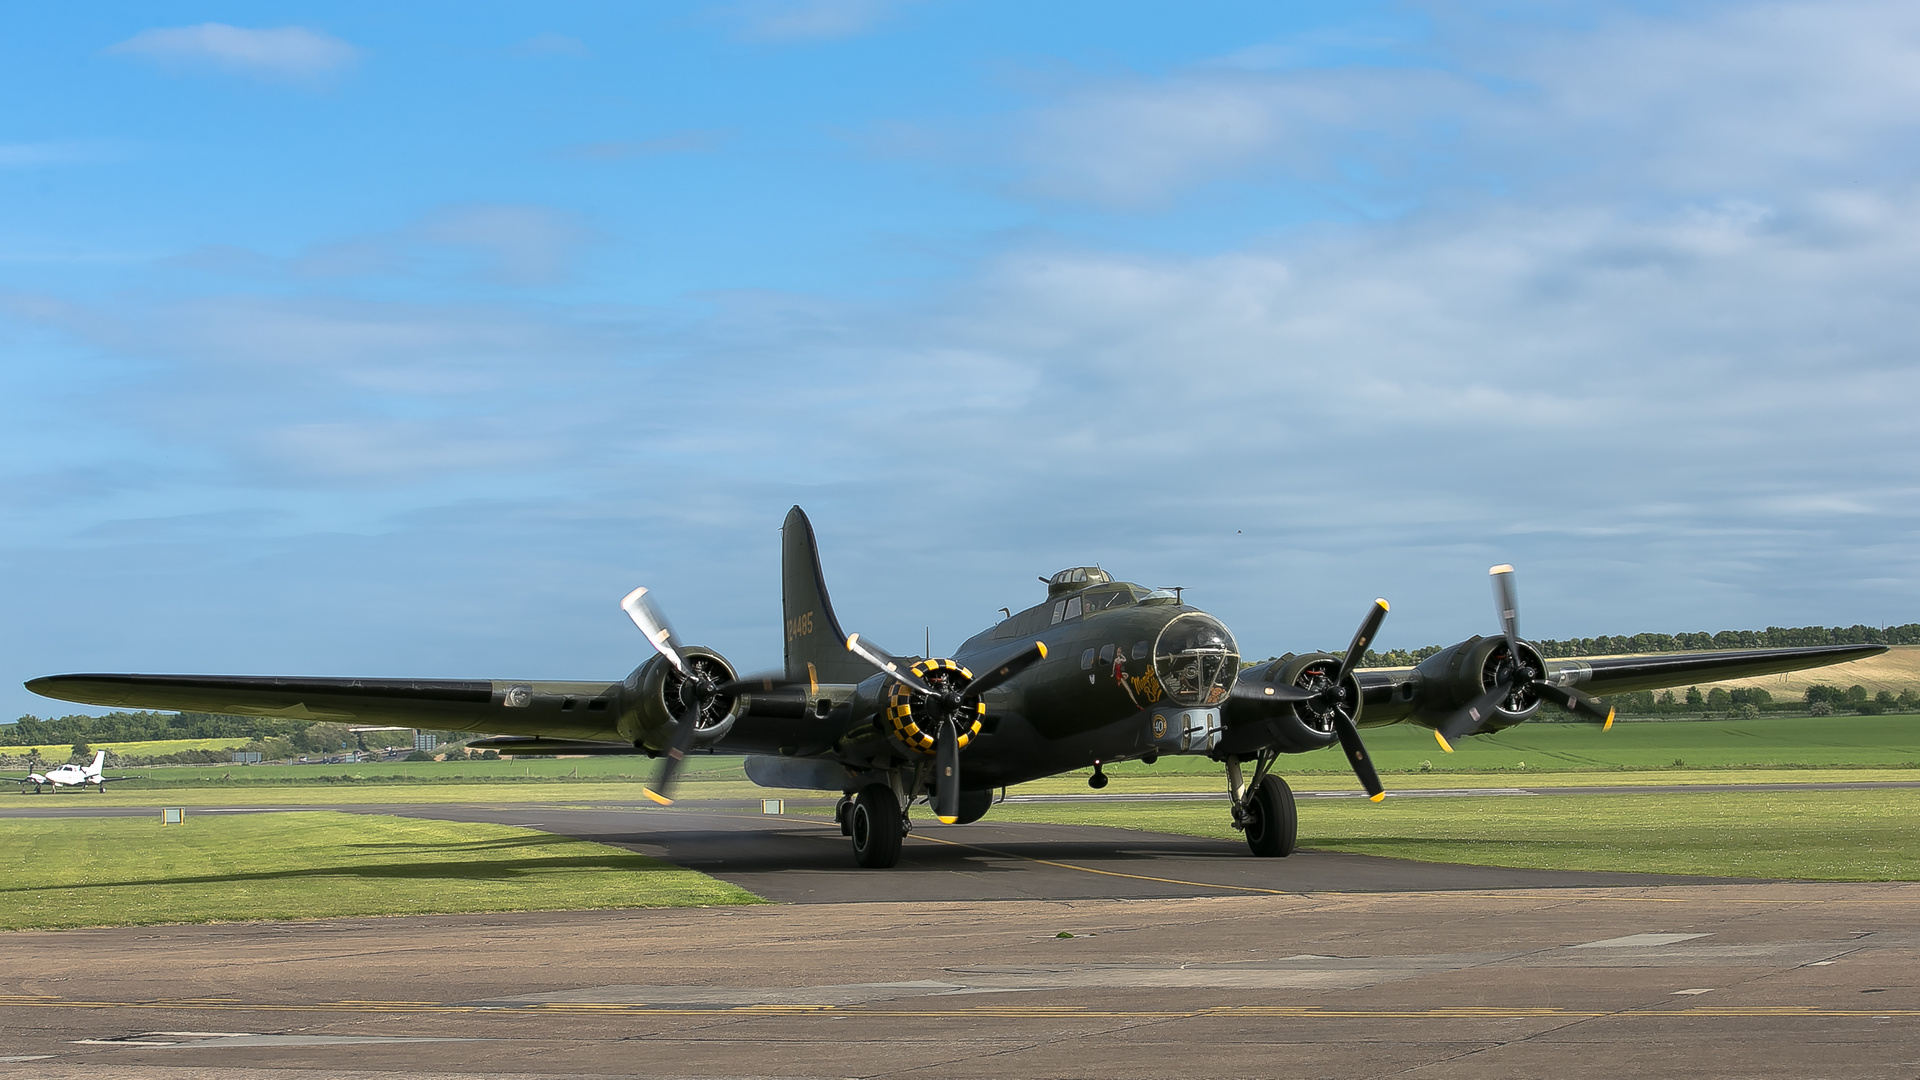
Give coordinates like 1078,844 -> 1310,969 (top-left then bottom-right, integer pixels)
1227,754 -> 1297,857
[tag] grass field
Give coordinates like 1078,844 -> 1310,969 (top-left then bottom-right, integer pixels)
987,788 -> 1920,880
0,812 -> 762,931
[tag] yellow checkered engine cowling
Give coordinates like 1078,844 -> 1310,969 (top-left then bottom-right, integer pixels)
884,658 -> 984,756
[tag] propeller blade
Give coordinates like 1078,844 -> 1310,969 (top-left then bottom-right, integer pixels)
1490,564 -> 1520,657
1229,680 -> 1317,703
1329,709 -> 1385,801
934,718 -> 962,824
960,641 -> 1048,700
621,587 -> 688,675
845,633 -> 942,698
1435,677 -> 1514,752
642,702 -> 705,806
1538,681 -> 1616,730
1331,598 -> 1391,687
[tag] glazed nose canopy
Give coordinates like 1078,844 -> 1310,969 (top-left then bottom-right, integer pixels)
1152,612 -> 1240,706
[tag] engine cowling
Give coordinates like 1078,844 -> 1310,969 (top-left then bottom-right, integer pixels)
1220,652 -> 1355,755
1412,634 -> 1547,733
882,658 -> 985,758
619,648 -> 745,752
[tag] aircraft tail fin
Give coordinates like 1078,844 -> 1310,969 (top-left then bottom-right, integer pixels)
782,506 -> 868,686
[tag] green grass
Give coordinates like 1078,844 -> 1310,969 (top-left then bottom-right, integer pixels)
1097,713 -> 1920,775
988,788 -> 1920,881
0,812 -> 762,930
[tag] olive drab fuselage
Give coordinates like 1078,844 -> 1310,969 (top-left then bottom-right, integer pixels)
717,573 -> 1259,792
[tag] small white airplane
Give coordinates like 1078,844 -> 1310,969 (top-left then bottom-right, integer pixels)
5,751 -> 133,793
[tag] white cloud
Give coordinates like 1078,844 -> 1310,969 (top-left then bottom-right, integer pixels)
414,205 -> 588,287
513,32 -> 589,57
108,24 -> 360,83
994,0 -> 1920,208
559,131 -> 728,161
0,142 -> 94,168
164,204 -> 591,287
728,0 -> 916,41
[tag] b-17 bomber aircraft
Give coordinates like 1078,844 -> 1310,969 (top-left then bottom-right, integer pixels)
3,750 -> 134,794
29,507 -> 1883,867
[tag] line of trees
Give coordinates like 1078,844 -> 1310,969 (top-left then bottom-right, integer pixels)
1584,683 -> 1915,720
1362,623 -> 1920,667
0,711 -> 308,746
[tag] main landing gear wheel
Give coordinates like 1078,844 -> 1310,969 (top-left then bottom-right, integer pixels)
1242,774 -> 1298,858
849,784 -> 903,868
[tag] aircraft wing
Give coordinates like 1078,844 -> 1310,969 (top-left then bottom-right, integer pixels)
25,673 -> 629,742
1546,643 -> 1886,697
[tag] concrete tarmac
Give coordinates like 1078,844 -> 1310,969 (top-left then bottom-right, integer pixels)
2,884 -> 1917,1079
3,799 -> 1915,1077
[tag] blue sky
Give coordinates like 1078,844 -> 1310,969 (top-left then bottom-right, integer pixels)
6,1 -> 1920,719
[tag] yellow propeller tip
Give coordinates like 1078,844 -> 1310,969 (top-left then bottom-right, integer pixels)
642,788 -> 673,806
1369,792 -> 1386,802
1433,730 -> 1454,753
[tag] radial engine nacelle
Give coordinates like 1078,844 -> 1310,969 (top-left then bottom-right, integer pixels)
1409,634 -> 1549,733
618,648 -> 745,752
1220,651 -> 1352,754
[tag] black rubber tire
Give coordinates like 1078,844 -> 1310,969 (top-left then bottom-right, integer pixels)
1243,774 -> 1298,857
850,784 -> 903,868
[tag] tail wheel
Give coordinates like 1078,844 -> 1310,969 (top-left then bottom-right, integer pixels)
850,784 -> 903,868
1243,774 -> 1298,858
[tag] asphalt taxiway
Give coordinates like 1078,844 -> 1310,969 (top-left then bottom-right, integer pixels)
2,883 -> 1916,1078
3,800 -> 1916,1078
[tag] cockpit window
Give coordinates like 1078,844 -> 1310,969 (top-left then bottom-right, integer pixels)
1151,613 -> 1240,707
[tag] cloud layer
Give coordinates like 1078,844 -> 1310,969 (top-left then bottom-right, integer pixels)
108,23 -> 360,82
6,1 -> 1920,717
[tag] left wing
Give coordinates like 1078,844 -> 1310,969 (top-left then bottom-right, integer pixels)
26,673 -> 630,742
